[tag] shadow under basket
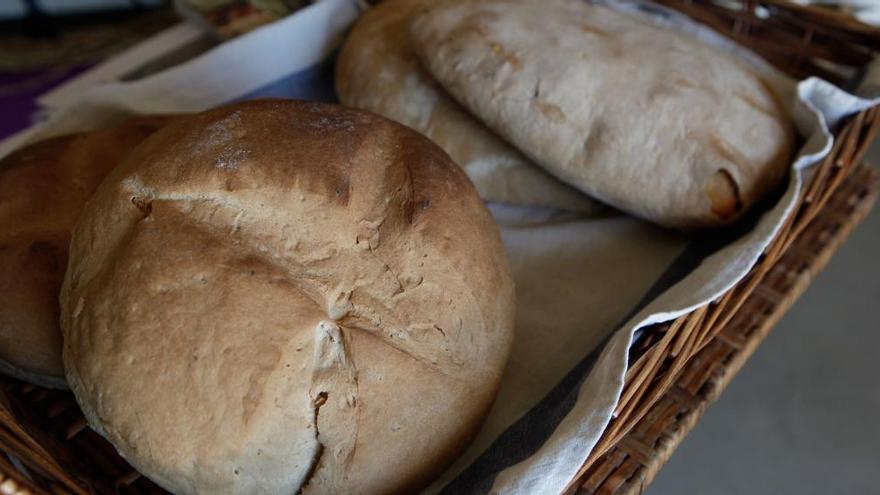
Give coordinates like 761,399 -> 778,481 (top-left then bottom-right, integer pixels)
2,1 -> 880,494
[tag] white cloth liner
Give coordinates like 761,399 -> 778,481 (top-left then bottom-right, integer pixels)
1,1 -> 877,493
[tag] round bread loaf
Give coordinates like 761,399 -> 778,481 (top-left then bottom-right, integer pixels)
0,116 -> 169,388
412,0 -> 795,229
336,0 -> 602,214
60,100 -> 515,494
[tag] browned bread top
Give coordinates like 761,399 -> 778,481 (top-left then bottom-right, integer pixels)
60,100 -> 515,494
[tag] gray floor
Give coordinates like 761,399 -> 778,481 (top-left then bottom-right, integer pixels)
648,146 -> 880,494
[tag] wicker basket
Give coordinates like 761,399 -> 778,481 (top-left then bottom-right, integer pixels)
1,1 -> 879,494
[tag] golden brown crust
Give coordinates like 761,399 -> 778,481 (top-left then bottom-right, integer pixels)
60,100 -> 515,494
0,116 -> 171,383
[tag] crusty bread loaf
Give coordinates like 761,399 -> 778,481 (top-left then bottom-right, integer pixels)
411,0 -> 795,229
336,0 -> 603,213
60,100 -> 515,494
0,116 -> 169,388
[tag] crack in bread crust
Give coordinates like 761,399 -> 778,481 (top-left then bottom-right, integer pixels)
59,100 -> 515,495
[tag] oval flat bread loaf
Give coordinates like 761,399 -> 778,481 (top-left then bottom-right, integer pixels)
0,116 -> 169,387
411,0 -> 794,229
60,100 -> 515,494
337,0 -> 602,213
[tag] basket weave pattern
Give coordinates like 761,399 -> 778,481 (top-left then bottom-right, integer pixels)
652,0 -> 880,84
577,166 -> 878,495
574,162 -> 879,494
1,2 -> 879,495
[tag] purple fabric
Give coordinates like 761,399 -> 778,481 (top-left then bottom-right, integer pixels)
0,65 -> 91,140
